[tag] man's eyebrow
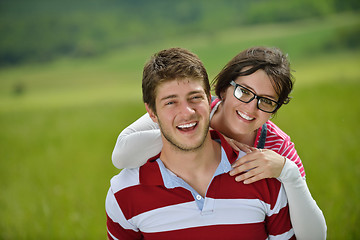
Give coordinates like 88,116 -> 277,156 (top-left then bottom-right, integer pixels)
188,90 -> 205,95
160,95 -> 178,102
159,90 -> 205,102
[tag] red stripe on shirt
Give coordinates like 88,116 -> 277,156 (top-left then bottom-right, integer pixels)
266,205 -> 293,236
208,173 -> 282,207
107,214 -> 142,240
115,184 -> 194,220
142,223 -> 268,240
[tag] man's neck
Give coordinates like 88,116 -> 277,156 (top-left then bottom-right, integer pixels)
159,134 -> 221,197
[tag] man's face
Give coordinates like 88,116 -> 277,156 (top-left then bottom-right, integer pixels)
146,78 -> 211,152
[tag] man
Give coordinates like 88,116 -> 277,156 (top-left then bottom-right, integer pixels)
105,47 -> 295,239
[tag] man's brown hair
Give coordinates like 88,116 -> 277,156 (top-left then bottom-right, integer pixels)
142,47 -> 210,113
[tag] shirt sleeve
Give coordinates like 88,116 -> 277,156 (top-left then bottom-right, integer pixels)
266,182 -> 296,240
111,113 -> 162,169
278,159 -> 327,240
106,188 -> 142,240
278,138 -> 305,178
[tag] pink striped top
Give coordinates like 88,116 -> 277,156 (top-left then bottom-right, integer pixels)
255,121 -> 305,177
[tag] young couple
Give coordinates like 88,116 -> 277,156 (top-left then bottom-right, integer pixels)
106,47 -> 326,239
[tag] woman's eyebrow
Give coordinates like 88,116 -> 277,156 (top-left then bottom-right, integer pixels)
242,84 -> 278,100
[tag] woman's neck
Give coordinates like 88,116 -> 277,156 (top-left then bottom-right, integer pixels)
233,131 -> 257,147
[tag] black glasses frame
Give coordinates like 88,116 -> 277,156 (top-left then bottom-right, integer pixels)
230,81 -> 280,113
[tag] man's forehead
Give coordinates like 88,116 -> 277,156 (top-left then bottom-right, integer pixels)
155,78 -> 206,98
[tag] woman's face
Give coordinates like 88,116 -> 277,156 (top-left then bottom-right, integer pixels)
220,69 -> 279,138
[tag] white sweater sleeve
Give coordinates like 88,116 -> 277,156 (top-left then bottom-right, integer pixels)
278,159 -> 327,240
111,113 -> 162,169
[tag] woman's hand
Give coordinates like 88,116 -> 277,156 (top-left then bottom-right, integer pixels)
223,135 -> 255,153
229,149 -> 286,184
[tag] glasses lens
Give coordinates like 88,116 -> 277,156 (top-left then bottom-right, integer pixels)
234,86 -> 243,99
234,86 -> 254,102
258,98 -> 278,113
231,81 -> 279,113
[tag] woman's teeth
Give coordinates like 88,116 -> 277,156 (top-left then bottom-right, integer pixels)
237,111 -> 254,121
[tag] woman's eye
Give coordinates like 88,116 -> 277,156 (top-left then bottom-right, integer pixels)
260,98 -> 274,105
240,88 -> 251,95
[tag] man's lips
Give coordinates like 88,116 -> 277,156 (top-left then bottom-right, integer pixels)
176,122 -> 197,131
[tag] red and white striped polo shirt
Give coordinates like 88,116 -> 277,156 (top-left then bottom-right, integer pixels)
106,131 -> 295,240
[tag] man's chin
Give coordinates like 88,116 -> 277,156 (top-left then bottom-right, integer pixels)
169,134 -> 209,152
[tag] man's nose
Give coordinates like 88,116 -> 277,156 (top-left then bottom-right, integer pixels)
179,102 -> 195,116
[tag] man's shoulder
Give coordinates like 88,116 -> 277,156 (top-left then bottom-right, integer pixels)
250,175 -> 282,189
210,130 -> 242,164
253,177 -> 285,205
110,168 -> 141,194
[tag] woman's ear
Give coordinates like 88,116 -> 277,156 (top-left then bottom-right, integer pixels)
220,89 -> 226,101
145,103 -> 158,123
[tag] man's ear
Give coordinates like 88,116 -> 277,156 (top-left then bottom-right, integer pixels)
207,93 -> 212,105
145,103 -> 158,123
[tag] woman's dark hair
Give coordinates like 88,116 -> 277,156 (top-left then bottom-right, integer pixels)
212,46 -> 294,113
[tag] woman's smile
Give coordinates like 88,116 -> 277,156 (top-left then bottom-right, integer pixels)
236,110 -> 255,121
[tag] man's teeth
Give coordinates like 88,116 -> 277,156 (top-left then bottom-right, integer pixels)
177,122 -> 197,129
237,111 -> 254,121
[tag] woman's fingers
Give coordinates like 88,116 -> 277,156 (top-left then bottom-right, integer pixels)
229,149 -> 286,183
232,164 -> 270,184
239,171 -> 267,184
231,149 -> 263,168
234,165 -> 261,181
230,157 -> 258,176
224,136 -> 253,153
235,142 -> 254,153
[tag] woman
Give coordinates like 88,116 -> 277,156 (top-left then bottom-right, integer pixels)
111,46 -> 326,239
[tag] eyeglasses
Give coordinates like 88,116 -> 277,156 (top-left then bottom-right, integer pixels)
230,81 -> 280,113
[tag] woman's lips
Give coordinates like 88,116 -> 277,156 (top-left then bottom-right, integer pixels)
236,110 -> 254,121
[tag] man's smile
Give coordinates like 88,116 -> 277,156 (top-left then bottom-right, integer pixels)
176,122 -> 198,131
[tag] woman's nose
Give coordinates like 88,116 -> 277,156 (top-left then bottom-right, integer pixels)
244,97 -> 258,112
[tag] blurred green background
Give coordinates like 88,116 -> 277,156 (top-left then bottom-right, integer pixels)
0,0 -> 359,239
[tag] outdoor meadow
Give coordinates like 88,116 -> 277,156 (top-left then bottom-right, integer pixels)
0,1 -> 359,239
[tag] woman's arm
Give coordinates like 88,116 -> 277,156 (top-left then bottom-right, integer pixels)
229,148 -> 326,239
112,113 -> 162,169
279,159 -> 327,240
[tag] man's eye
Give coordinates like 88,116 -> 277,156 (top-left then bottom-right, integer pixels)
165,101 -> 175,106
190,95 -> 204,101
192,96 -> 202,100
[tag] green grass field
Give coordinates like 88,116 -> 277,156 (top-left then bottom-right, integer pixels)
0,13 -> 359,239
